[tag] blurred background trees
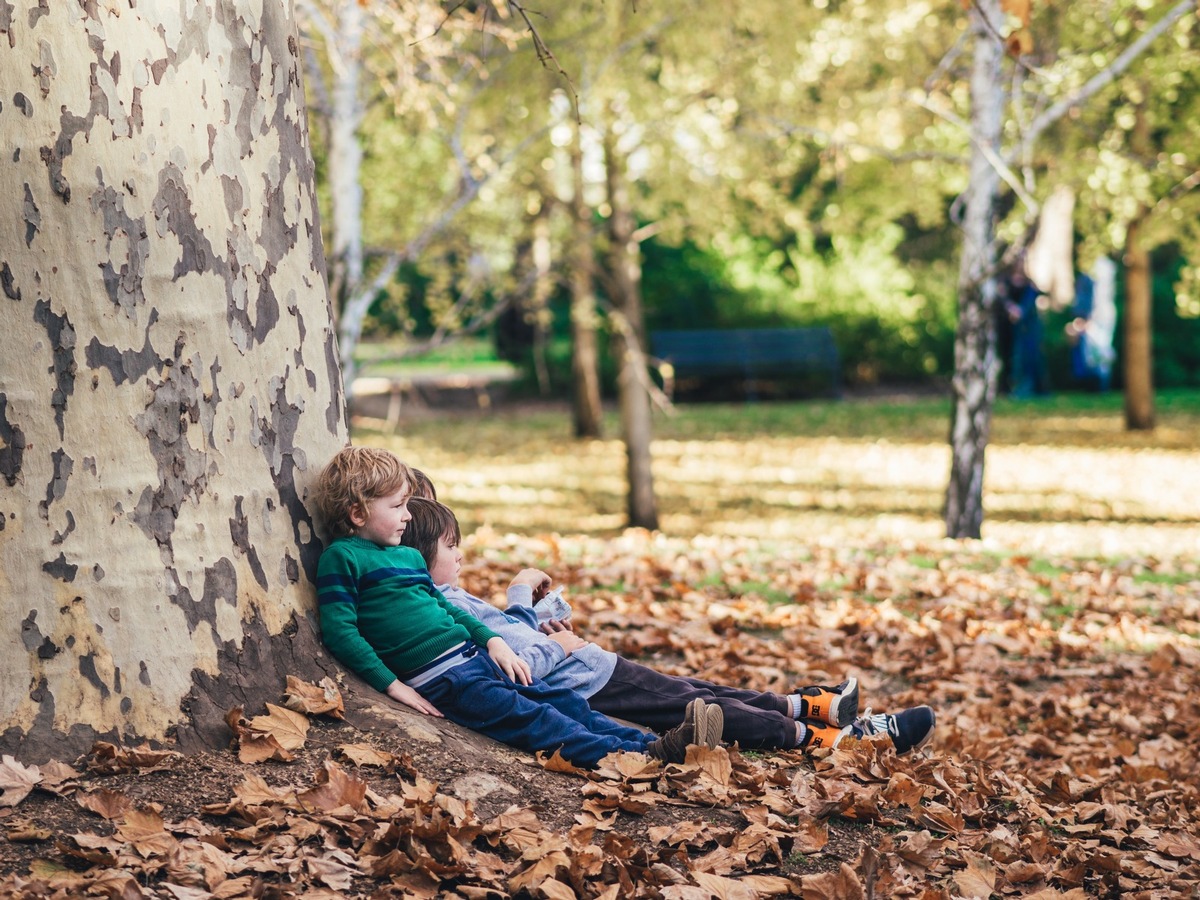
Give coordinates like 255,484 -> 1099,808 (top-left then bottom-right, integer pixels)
296,0 -> 1200,534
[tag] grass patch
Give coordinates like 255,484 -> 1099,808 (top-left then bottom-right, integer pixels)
1133,571 -> 1197,586
732,581 -> 793,606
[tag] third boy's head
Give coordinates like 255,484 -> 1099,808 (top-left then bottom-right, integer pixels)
401,497 -> 463,586
315,446 -> 413,544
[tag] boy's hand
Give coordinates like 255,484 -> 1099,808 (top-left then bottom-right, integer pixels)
510,568 -> 552,600
385,680 -> 444,717
546,630 -> 587,655
539,618 -> 576,634
487,637 -> 532,685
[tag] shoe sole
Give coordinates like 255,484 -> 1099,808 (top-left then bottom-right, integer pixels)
829,677 -> 859,728
701,703 -> 723,749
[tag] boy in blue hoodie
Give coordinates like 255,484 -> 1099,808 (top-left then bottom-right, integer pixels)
400,497 -> 935,755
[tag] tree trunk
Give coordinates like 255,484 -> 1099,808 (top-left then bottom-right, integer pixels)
1122,214 -> 1156,430
603,123 -> 658,530
1123,97 -> 1155,431
327,0 -> 366,318
0,1 -> 348,761
569,120 -> 604,439
944,0 -> 1004,540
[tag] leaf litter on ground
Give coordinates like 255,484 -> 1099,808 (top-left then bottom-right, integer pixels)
1,532 -> 1198,897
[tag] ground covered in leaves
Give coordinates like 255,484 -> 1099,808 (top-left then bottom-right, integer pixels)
2,532 -> 1198,899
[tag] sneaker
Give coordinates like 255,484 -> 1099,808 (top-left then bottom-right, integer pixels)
647,698 -> 724,763
798,719 -> 850,752
850,706 -> 936,755
795,677 -> 859,727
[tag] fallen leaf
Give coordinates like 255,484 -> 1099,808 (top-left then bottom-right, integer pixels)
248,703 -> 310,751
77,789 -> 134,820
5,820 -> 53,842
0,755 -> 41,808
336,743 -> 395,767
284,675 -> 345,719
954,850 -> 997,899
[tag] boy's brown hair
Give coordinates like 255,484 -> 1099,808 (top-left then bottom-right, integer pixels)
400,498 -> 461,571
410,468 -> 437,501
314,446 -> 412,538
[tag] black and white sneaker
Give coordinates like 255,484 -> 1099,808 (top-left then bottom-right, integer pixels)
851,706 -> 936,755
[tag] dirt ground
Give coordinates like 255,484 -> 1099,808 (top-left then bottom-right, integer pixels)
0,689 -> 871,898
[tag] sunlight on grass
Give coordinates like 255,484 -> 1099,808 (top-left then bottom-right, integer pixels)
357,389 -> 1200,559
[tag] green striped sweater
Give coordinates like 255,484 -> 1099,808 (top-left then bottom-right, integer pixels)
316,536 -> 499,692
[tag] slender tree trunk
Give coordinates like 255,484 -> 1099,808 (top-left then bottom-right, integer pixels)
1123,214 -> 1156,430
0,1 -> 348,761
328,0 -> 365,304
603,123 -> 658,530
945,0 -> 1004,540
1123,97 -> 1155,431
325,1 -> 367,393
569,121 -> 603,438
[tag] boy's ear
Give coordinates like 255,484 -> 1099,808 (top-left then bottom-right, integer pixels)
348,503 -> 368,528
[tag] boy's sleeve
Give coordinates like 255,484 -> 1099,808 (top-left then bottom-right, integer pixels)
431,586 -> 500,648
504,585 -> 540,629
317,546 -> 399,693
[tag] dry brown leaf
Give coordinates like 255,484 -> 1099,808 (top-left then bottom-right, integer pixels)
36,760 -> 82,795
537,749 -> 587,775
236,731 -> 294,764
954,850 -> 997,899
117,807 -> 178,856
87,741 -> 181,774
297,759 -> 367,813
509,849 -> 570,894
248,703 -> 310,750
335,742 -> 395,767
691,871 -> 758,900
307,851 -> 358,890
799,862 -> 865,900
688,745 -> 732,786
283,675 -> 345,719
5,820 -> 53,842
77,789 -> 134,820
233,774 -> 296,806
0,755 -> 41,808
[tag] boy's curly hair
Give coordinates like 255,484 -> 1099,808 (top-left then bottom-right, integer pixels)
314,446 -> 412,538
400,498 -> 461,571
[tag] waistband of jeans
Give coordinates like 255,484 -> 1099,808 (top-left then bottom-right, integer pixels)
402,641 -> 479,688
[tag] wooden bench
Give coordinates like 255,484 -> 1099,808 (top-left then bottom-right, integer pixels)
650,327 -> 841,400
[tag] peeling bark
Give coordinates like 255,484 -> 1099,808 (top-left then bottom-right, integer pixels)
944,0 -> 1003,540
0,1 -> 347,762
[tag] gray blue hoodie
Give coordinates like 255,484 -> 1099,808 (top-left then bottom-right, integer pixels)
436,582 -> 617,698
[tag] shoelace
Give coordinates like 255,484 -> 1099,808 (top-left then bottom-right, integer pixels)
851,708 -> 891,739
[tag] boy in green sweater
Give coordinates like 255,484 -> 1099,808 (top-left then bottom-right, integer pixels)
314,447 -> 723,767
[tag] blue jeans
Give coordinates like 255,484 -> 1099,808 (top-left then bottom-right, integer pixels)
418,652 -> 656,768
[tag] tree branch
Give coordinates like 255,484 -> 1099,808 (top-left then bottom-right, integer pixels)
911,92 -> 1040,216
1012,0 -> 1197,162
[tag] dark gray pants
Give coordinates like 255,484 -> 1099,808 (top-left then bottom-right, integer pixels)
587,657 -> 798,750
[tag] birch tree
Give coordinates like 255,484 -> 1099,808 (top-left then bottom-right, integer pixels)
940,0 -> 1195,537
0,1 -> 346,760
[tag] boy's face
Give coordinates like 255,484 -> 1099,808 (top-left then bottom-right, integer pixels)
428,535 -> 463,586
351,487 -> 412,546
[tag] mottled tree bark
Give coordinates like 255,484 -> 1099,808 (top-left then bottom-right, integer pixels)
603,123 -> 658,531
944,0 -> 1004,540
569,120 -> 603,439
0,1 -> 348,761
